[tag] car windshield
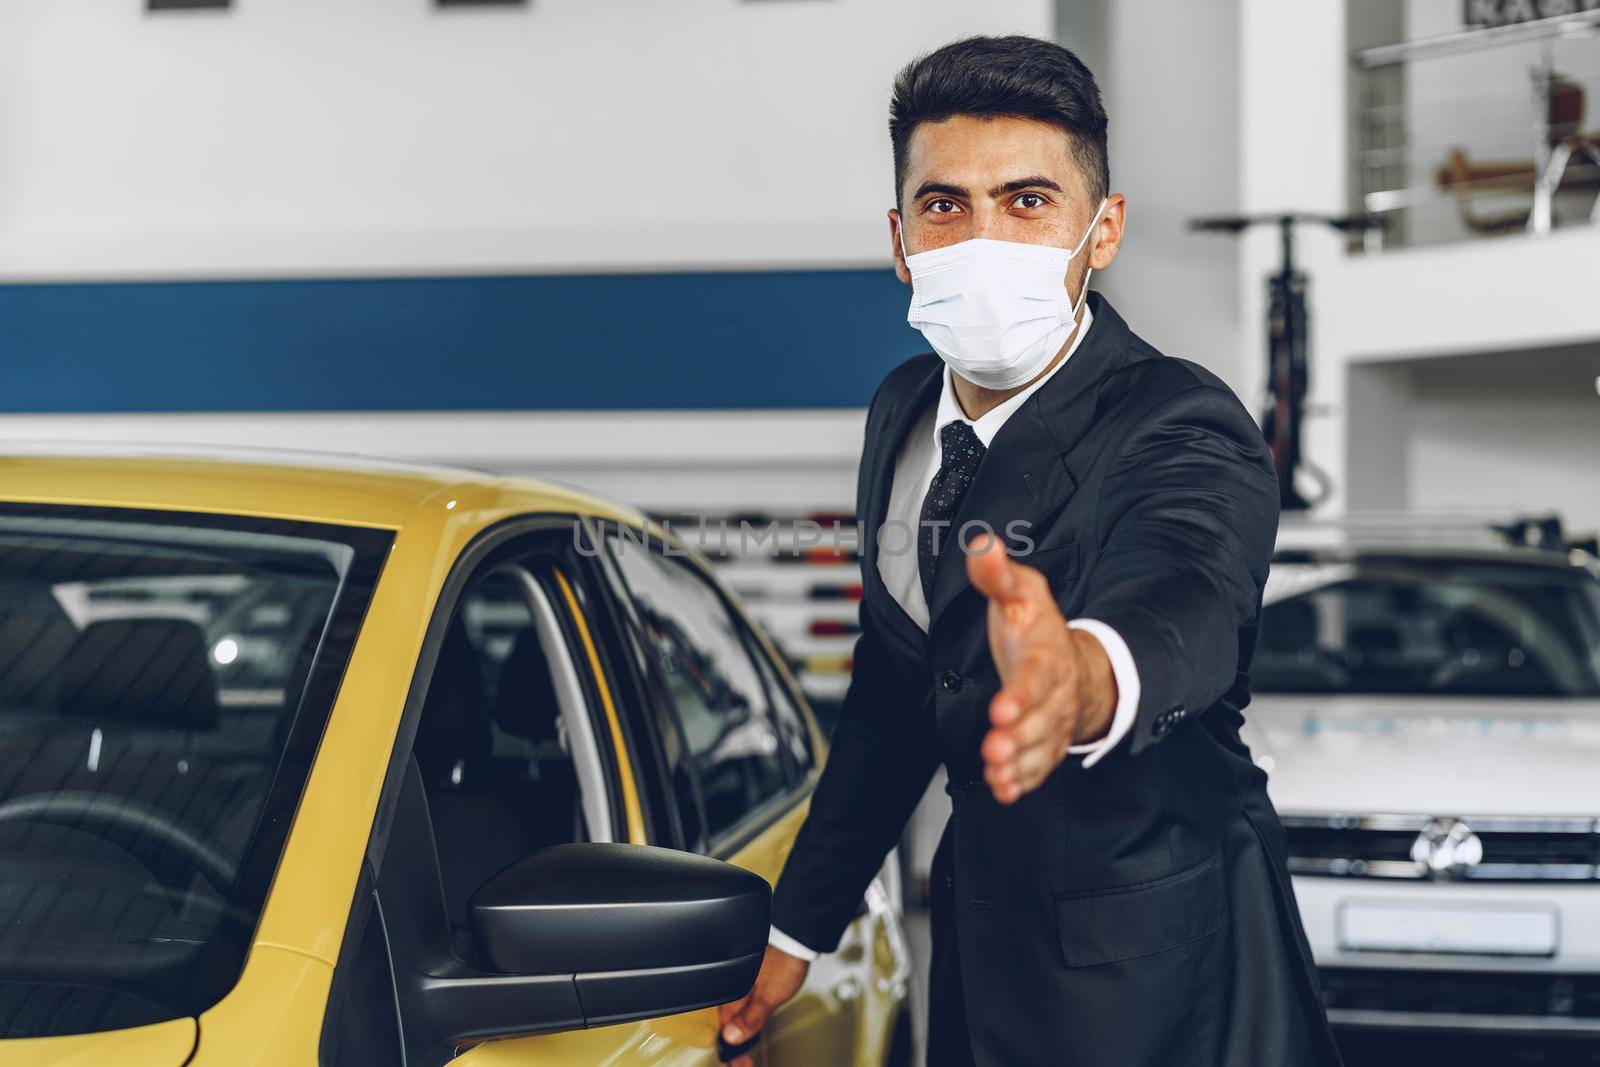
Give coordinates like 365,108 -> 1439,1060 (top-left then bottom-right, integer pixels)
0,505 -> 388,1038
1254,555 -> 1600,697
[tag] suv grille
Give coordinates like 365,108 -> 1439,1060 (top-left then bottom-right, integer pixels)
1282,814 -> 1600,881
1321,967 -> 1600,1020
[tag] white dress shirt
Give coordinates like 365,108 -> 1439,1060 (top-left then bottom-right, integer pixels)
770,306 -> 1142,963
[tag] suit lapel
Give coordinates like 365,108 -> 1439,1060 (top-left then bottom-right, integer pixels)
859,356 -> 942,655
926,294 -> 1132,628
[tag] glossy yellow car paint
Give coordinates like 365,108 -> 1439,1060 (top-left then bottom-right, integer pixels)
0,1018 -> 196,1067
0,450 -> 903,1066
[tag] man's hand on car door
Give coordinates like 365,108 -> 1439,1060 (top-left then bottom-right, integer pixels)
718,945 -> 809,1066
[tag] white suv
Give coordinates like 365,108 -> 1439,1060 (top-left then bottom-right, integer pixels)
1243,517 -> 1600,1041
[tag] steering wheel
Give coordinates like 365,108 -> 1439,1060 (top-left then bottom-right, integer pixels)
0,791 -> 237,891
0,792 -> 254,1026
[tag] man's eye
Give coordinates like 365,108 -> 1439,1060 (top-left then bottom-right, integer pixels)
1016,193 -> 1046,210
928,198 -> 960,214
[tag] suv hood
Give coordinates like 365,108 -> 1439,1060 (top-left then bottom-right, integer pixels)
1242,694 -> 1600,817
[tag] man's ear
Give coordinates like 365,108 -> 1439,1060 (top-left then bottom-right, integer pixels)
889,209 -> 911,286
1088,194 -> 1126,272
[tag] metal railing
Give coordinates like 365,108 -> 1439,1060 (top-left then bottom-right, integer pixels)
1353,9 -> 1600,249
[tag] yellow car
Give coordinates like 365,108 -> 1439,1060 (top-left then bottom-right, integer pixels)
0,448 -> 912,1067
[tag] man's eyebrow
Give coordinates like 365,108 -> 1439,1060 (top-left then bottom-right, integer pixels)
910,180 -> 970,201
989,175 -> 1063,198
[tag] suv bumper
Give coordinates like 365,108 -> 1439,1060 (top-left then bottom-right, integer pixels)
1292,874 -> 1600,1034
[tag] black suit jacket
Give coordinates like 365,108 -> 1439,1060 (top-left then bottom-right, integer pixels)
772,295 -> 1341,1066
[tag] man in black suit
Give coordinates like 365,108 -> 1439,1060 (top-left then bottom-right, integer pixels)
720,35 -> 1340,1066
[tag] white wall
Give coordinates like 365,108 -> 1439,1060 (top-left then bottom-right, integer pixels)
1408,365 -> 1600,535
0,0 -> 1050,281
1237,0 -> 1351,510
0,0 -> 1057,520
1352,347 -> 1600,535
1088,0 -> 1248,395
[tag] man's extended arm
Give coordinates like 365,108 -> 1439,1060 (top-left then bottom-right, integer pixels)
970,378 -> 1278,800
1077,382 -> 1280,752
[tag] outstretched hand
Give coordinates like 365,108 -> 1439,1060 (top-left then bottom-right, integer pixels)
966,533 -> 1117,803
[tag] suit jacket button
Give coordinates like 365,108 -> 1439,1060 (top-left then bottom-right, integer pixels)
940,670 -> 963,693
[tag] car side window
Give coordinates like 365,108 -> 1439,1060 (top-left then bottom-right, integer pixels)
412,562 -> 609,944
606,535 -> 789,850
748,631 -> 816,781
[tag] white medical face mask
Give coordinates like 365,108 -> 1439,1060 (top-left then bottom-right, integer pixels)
902,197 -> 1107,391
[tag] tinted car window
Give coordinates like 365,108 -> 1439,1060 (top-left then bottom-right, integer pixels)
607,538 -> 787,847
1255,556 -> 1600,696
749,631 -> 815,779
0,507 -> 384,1038
413,565 -> 594,940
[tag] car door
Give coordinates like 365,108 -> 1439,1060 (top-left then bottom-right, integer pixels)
319,518 -> 653,1066
322,514 -> 903,1067
437,536 -> 733,1067
323,514 -> 766,1067
592,522 -> 912,1067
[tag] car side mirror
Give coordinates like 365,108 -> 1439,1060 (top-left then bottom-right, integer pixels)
420,842 -> 769,1044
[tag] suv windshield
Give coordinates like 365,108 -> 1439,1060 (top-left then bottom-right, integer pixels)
0,505 -> 388,1038
1255,555 -> 1600,697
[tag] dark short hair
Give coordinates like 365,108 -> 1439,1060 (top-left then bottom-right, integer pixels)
889,35 -> 1108,206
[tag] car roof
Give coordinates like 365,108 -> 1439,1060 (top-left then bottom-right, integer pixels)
1274,514 -> 1593,573
1274,543 -> 1584,569
0,442 -> 643,530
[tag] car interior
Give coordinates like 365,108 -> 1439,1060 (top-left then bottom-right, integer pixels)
409,564 -> 598,953
1254,598 -> 1351,692
1254,561 -> 1600,697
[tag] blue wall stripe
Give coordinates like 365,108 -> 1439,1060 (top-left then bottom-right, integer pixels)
1,269 -> 924,412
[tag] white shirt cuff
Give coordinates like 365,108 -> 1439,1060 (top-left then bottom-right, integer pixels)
1065,618 -> 1140,769
768,925 -> 820,961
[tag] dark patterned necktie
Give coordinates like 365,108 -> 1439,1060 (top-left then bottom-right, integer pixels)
918,420 -> 987,605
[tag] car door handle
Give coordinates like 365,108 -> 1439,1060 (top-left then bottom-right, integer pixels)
718,1032 -> 761,1063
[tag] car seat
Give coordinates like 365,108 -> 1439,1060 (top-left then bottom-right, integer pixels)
490,627 -> 582,847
